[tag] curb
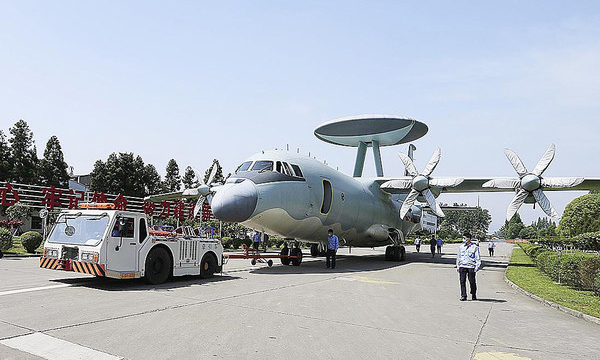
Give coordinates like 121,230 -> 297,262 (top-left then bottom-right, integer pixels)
504,274 -> 600,326
1,253 -> 41,258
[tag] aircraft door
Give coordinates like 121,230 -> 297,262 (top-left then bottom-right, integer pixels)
106,216 -> 138,272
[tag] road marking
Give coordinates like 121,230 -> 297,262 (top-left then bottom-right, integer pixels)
0,284 -> 72,296
0,332 -> 121,360
474,352 -> 531,360
336,276 -> 399,285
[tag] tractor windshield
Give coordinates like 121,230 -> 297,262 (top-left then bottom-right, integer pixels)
47,213 -> 110,246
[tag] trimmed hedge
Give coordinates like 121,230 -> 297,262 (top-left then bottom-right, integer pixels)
580,256 -> 600,291
0,228 -> 12,251
520,244 -> 600,292
20,231 -> 43,253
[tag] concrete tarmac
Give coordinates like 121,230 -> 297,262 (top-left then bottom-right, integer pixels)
0,243 -> 599,359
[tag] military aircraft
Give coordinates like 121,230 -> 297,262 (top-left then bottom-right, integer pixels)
148,115 -> 600,264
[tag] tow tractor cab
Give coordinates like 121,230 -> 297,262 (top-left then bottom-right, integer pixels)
40,203 -> 223,285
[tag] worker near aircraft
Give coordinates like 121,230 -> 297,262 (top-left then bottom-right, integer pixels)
429,235 -> 436,258
456,232 -> 481,301
326,229 -> 339,269
252,231 -> 261,251
436,236 -> 443,254
487,239 -> 496,256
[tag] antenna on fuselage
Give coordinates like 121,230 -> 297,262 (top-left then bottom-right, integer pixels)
313,115 -> 429,178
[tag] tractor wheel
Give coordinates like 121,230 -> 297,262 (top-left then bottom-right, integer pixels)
144,247 -> 171,285
200,253 -> 218,278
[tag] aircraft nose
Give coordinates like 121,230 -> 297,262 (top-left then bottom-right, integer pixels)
211,180 -> 258,223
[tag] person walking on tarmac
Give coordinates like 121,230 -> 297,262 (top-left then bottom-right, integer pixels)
456,232 -> 481,301
436,236 -> 443,254
429,235 -> 436,258
252,231 -> 261,251
487,239 -> 496,256
326,229 -> 339,269
414,236 -> 422,252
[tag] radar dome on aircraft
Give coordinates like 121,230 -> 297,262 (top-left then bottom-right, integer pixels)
314,114 -> 428,147
314,114 -> 428,177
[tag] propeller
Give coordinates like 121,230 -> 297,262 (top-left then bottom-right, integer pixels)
383,148 -> 464,219
482,144 -> 584,220
181,165 -> 219,219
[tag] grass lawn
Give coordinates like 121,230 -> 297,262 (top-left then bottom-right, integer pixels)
506,246 -> 600,319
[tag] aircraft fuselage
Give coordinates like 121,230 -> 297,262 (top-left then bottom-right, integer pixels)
210,150 -> 420,247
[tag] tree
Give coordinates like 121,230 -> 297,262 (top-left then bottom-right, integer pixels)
499,213 -> 524,239
163,159 -> 181,192
0,130 -> 10,181
438,204 -> 491,239
90,152 -> 150,197
143,164 -> 162,195
8,120 -> 38,184
204,159 -> 225,184
38,136 -> 70,187
558,194 -> 600,237
182,166 -> 198,189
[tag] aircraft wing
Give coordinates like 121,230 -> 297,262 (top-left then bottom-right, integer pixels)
377,177 -> 600,194
144,191 -> 195,202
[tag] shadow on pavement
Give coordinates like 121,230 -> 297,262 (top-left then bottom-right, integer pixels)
474,298 -> 507,303
49,273 -> 241,291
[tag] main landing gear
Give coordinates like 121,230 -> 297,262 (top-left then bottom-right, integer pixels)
280,243 -> 303,266
385,246 -> 405,261
385,230 -> 405,262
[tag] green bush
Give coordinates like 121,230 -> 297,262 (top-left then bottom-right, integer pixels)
594,272 -> 600,297
232,238 -> 243,249
580,256 -> 600,291
0,228 -> 12,251
557,253 -> 589,289
536,251 -> 560,280
20,231 -> 43,253
576,231 -> 600,252
242,237 -> 252,248
220,237 -> 232,249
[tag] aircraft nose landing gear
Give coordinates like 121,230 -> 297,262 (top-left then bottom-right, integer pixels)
385,246 -> 405,261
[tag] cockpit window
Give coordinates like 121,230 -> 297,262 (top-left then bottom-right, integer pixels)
251,160 -> 273,171
236,161 -> 252,173
291,164 -> 303,178
282,162 -> 293,176
275,161 -> 293,176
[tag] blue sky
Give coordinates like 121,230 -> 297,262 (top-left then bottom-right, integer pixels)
1,1 -> 599,231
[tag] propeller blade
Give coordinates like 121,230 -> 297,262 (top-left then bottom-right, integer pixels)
504,149 -> 528,177
192,168 -> 204,186
423,189 -> 445,217
399,189 -> 419,219
181,188 -> 199,197
422,148 -> 442,177
531,144 -> 556,176
207,165 -> 218,186
429,177 -> 464,188
532,189 -> 559,218
541,177 -> 584,189
397,152 -> 418,177
193,196 -> 206,219
506,189 -> 528,221
381,179 -> 413,189
482,179 -> 520,189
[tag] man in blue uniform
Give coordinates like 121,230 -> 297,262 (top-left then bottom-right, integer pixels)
252,231 -> 261,251
456,232 -> 481,301
326,229 -> 339,269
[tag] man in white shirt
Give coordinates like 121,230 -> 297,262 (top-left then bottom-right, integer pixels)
456,232 -> 481,301
487,240 -> 496,256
